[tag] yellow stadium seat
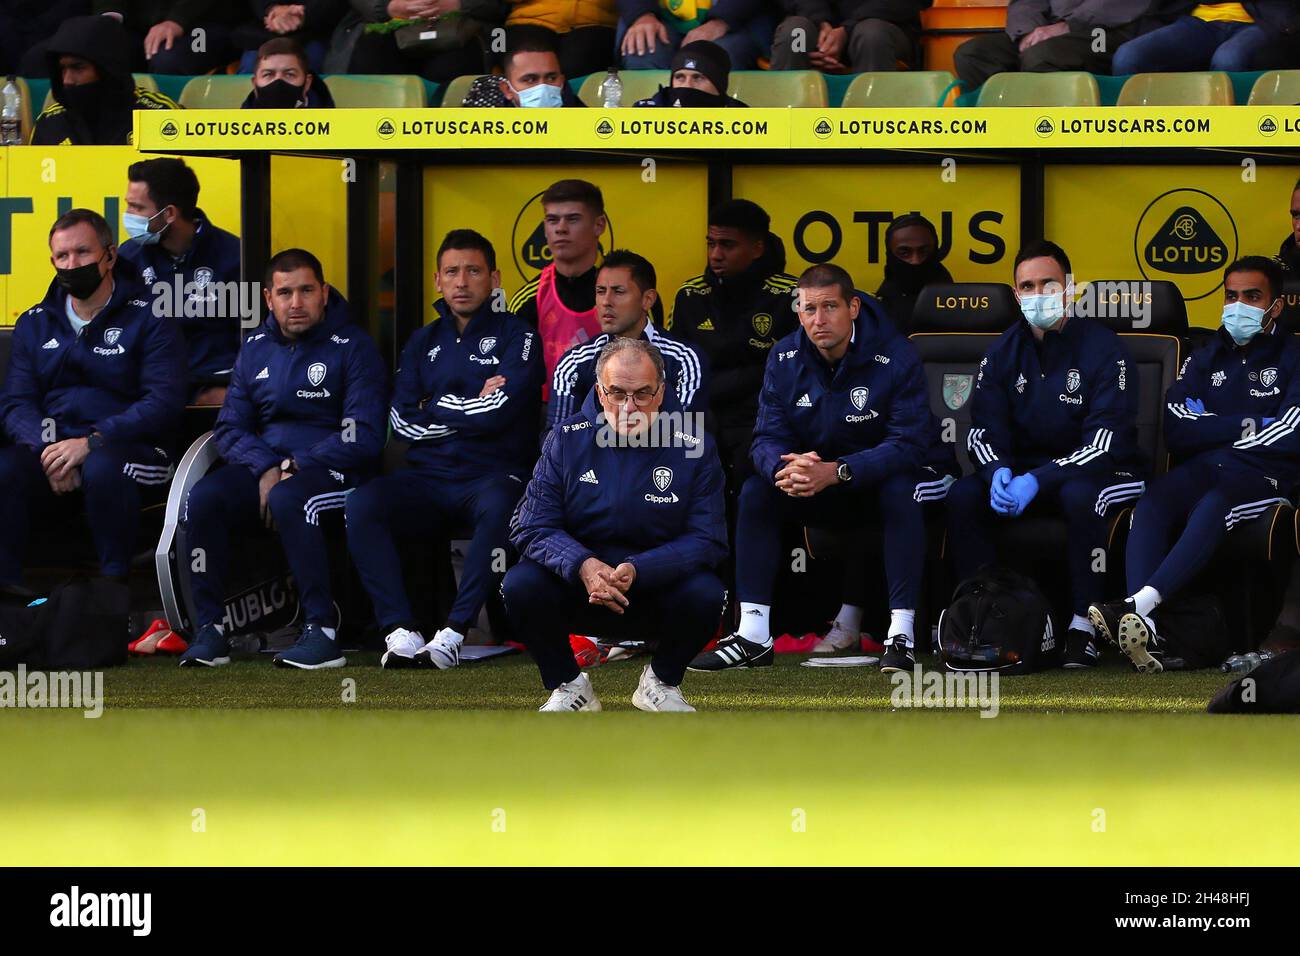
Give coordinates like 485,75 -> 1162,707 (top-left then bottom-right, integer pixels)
579,70 -> 669,107
440,74 -> 480,107
1116,71 -> 1234,107
43,73 -> 160,113
179,75 -> 250,109
976,71 -> 1100,107
726,70 -> 828,108
324,74 -> 426,108
1248,70 -> 1300,106
841,71 -> 956,108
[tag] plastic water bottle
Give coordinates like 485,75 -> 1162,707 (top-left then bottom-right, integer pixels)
1,77 -> 21,146
1221,651 -> 1273,675
600,69 -> 622,108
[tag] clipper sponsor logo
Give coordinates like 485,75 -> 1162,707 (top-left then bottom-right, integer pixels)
845,387 -> 876,422
93,327 -> 125,356
50,886 -> 151,936
646,465 -> 679,504
298,362 -> 331,398
1060,369 -> 1084,405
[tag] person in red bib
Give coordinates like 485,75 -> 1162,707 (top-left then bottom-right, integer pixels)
509,179 -> 608,402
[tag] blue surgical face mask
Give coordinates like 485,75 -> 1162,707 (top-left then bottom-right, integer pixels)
1222,299 -> 1274,345
123,208 -> 168,245
1019,292 -> 1065,330
515,82 -> 563,109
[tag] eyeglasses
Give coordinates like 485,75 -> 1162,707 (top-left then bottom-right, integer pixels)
598,382 -> 663,407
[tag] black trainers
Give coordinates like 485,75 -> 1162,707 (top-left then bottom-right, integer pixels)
1087,598 -> 1135,649
687,634 -> 773,671
1117,612 -> 1165,674
878,639 -> 915,673
1063,628 -> 1100,669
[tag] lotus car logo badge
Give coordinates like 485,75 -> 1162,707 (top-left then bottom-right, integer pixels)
653,467 -> 673,492
851,387 -> 869,411
307,363 -> 327,387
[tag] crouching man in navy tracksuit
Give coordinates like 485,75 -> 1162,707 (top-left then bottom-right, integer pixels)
1091,256 -> 1300,673
179,249 -> 387,670
503,338 -> 729,712
688,263 -> 940,675
0,209 -> 186,588
945,240 -> 1144,669
346,230 -> 543,670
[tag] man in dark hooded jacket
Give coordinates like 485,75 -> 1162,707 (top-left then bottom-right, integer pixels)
875,213 -> 953,335
633,40 -> 748,107
31,15 -> 179,146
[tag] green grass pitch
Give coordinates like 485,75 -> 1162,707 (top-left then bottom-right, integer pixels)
4,652 -> 1299,866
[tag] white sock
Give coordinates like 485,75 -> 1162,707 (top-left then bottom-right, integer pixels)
737,602 -> 772,647
1131,586 -> 1162,619
320,626 -> 337,641
888,609 -> 915,648
832,604 -> 864,636
1070,614 -> 1095,637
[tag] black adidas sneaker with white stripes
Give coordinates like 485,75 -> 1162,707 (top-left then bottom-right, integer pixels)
1063,627 -> 1100,669
688,634 -> 773,671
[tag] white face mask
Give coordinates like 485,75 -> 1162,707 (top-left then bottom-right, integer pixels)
1019,292 -> 1065,330
512,81 -> 563,108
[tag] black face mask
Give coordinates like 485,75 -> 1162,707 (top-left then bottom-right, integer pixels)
253,79 -> 307,109
56,254 -> 108,300
59,80 -> 109,115
664,85 -> 730,108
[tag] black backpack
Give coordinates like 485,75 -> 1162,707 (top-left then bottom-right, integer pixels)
0,577 -> 129,670
939,567 -> 1061,674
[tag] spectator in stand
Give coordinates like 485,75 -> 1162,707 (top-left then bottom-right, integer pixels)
769,0 -> 930,73
0,1 -> 90,78
875,214 -> 953,335
241,36 -> 337,107
616,0 -> 771,72
326,0 -> 505,84
233,1 -> 347,74
31,15 -> 179,147
460,26 -> 587,106
505,0 -> 619,77
1111,2 -> 1299,75
953,0 -> 1169,90
92,1 -> 246,74
633,39 -> 748,106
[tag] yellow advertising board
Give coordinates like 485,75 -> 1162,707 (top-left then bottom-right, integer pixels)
733,164 -> 1021,292
424,162 -> 708,327
137,106 -> 1300,152
1045,165 -> 1300,328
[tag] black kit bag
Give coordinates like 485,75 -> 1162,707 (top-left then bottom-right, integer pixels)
1148,592 -> 1231,670
939,567 -> 1061,674
0,577 -> 128,670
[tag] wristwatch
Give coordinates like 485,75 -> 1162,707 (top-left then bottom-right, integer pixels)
836,460 -> 852,484
86,432 -> 105,452
280,457 -> 297,475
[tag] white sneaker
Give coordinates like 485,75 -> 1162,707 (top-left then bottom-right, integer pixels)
811,624 -> 860,654
380,627 -> 425,669
632,664 -> 696,713
538,672 -> 602,712
416,627 -> 463,670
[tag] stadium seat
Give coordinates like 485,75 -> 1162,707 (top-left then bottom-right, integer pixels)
1116,72 -> 1234,107
440,74 -> 479,107
976,71 -> 1101,107
1075,279 -> 1188,338
179,75 -> 251,109
726,70 -> 828,108
42,73 -> 158,113
579,70 -> 668,107
325,75 -> 427,109
1247,70 -> 1300,106
840,71 -> 955,108
909,282 -> 1019,334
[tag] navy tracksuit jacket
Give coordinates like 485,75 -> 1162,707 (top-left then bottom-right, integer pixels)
1127,324 -> 1300,598
545,322 -> 707,433
185,291 -> 387,629
119,210 -> 242,390
504,388 -> 729,687
0,264 -> 187,582
346,299 -> 543,634
947,314 -> 1143,615
740,297 -> 941,614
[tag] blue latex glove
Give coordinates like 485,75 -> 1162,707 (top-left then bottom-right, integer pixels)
1005,473 -> 1039,517
990,467 -> 1015,514
1185,397 -> 1206,415
1263,417 -> 1277,427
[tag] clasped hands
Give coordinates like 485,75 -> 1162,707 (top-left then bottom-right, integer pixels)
579,557 -> 637,614
990,466 -> 1038,517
